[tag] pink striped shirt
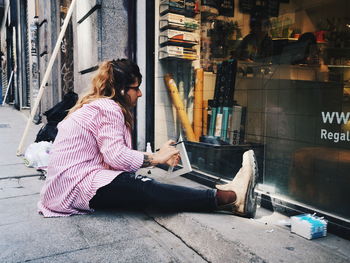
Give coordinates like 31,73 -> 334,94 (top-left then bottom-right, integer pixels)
38,98 -> 144,217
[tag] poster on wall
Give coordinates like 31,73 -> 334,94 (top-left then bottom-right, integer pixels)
30,23 -> 39,102
60,0 -> 74,95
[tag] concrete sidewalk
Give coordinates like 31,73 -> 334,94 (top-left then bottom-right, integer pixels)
1,105 -> 349,263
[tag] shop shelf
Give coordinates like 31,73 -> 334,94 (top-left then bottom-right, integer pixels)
160,0 -> 196,17
159,13 -> 199,32
159,45 -> 198,61
159,29 -> 199,47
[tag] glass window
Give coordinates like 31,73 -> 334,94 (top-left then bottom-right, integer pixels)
154,0 -> 350,220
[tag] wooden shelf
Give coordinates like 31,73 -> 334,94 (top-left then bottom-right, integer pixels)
328,65 -> 350,68
272,38 -> 298,41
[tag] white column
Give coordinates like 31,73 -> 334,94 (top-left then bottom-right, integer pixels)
136,0 -> 147,151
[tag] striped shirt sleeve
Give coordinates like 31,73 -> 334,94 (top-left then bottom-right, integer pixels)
92,101 -> 144,172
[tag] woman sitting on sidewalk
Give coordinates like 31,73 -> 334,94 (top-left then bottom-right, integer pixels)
38,59 -> 258,218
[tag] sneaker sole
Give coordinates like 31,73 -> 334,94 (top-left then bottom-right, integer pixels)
236,150 -> 259,218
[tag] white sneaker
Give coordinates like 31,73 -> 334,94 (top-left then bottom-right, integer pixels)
216,150 -> 258,218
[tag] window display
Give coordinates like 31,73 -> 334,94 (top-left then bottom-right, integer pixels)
154,0 -> 350,220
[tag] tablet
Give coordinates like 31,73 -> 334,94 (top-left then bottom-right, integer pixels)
167,134 -> 192,177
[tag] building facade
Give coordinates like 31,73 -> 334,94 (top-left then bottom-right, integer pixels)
144,0 -> 350,236
1,0 -> 134,116
1,0 -> 349,236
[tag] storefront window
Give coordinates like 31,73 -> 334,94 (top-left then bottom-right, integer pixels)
154,0 -> 350,220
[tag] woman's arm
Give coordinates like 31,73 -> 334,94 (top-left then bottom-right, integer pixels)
94,101 -> 179,171
141,140 -> 180,167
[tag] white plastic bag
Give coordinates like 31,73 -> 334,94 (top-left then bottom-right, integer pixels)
24,141 -> 52,170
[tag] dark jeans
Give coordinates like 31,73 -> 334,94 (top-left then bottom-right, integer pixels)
89,172 -> 217,212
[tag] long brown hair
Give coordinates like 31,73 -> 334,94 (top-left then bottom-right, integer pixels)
68,59 -> 142,129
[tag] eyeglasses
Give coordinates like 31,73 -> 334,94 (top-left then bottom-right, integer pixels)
126,85 -> 140,91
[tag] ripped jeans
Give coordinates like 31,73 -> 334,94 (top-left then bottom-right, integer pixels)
89,172 -> 217,212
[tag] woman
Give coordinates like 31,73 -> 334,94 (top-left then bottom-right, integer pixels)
236,14 -> 273,62
38,59 -> 258,217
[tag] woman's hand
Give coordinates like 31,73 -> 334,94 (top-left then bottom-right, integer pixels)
141,140 -> 180,168
152,140 -> 180,165
165,152 -> 181,167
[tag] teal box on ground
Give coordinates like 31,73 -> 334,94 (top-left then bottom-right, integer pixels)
291,214 -> 327,240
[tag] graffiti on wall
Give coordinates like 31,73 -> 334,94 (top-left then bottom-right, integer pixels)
30,22 -> 40,101
60,1 -> 74,94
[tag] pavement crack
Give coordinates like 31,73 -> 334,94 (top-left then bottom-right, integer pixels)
0,220 -> 28,227
144,212 -> 211,263
20,240 -> 141,262
0,174 -> 42,180
0,192 -> 40,200
127,213 -> 199,263
75,223 -> 91,247
0,162 -> 26,166
21,246 -> 92,262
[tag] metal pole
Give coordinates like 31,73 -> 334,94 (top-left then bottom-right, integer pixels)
16,0 -> 77,156
2,70 -> 14,106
